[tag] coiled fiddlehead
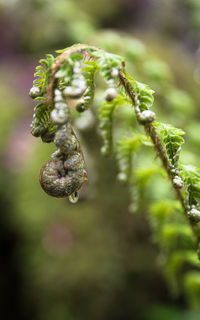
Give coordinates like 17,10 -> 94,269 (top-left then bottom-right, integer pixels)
29,48 -> 94,202
29,44 -> 123,202
40,121 -> 87,200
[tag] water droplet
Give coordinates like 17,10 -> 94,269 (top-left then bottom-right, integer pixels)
69,192 -> 79,204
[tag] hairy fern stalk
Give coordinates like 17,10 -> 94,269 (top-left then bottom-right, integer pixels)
29,44 -> 200,278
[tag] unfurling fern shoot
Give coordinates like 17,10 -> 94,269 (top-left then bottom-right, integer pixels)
29,44 -> 200,263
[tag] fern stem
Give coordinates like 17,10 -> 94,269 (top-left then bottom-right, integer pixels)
118,70 -> 199,244
47,44 -> 98,104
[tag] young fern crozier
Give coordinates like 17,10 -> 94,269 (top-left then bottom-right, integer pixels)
29,44 -> 200,259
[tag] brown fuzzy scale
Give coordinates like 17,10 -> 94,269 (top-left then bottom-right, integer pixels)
40,158 -> 87,198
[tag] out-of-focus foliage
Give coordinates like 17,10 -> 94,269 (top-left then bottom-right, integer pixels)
0,0 -> 96,51
0,0 -> 123,53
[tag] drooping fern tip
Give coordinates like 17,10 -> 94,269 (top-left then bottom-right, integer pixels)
29,43 -> 200,263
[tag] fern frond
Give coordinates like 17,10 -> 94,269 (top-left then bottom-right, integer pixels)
76,61 -> 97,112
98,99 -> 117,156
180,165 -> 200,209
153,122 -> 185,171
31,54 -> 55,96
31,103 -> 51,137
93,50 -> 123,82
99,94 -> 126,155
136,81 -> 155,112
116,135 -> 141,183
123,72 -> 154,111
55,60 -> 73,83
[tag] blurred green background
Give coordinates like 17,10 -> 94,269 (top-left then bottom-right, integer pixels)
0,0 -> 200,319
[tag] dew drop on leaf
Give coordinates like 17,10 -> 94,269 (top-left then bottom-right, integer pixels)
69,192 -> 79,204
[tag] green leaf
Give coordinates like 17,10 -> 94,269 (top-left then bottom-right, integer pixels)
99,94 -> 126,156
93,50 -> 123,82
46,54 -> 54,66
154,122 -> 185,169
180,165 -> 200,208
31,103 -> 53,138
123,72 -> 154,111
39,59 -> 49,68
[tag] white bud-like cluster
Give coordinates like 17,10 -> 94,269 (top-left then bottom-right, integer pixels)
63,62 -> 86,99
51,89 -> 69,124
173,175 -> 184,188
111,68 -> 119,78
105,87 -> 118,102
29,86 -> 40,98
54,89 -> 63,102
137,110 -> 156,125
188,208 -> 200,223
104,68 -> 119,101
